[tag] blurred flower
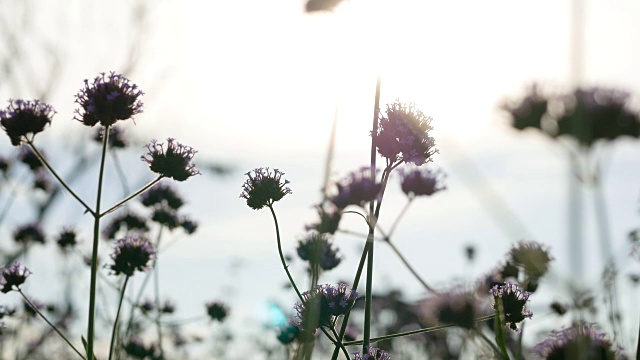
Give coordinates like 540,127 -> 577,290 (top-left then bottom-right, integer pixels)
509,241 -> 553,278
0,305 -> 16,318
375,100 -> 437,166
56,228 -> 79,251
161,300 -> 176,314
296,232 -> 342,271
294,284 -> 358,337
352,346 -> 392,360
277,321 -> 300,345
305,204 -> 341,234
75,71 -> 144,127
140,183 -> 184,210
400,167 -> 446,197
205,301 -> 229,322
102,211 -> 149,240
490,282 -> 532,331
0,99 -> 55,146
108,235 -> 156,276
329,167 -> 382,209
502,84 -> 548,131
0,262 -> 31,293
13,223 -> 46,245
306,0 -> 343,12
240,167 -> 292,210
550,301 -> 568,316
18,147 -> 43,171
33,169 -> 53,193
417,288 -> 482,329
23,298 -> 44,318
533,323 -> 622,359
93,125 -> 127,148
142,138 -> 200,181
0,156 -> 10,176
123,338 -> 156,359
180,217 -> 198,234
151,207 -> 180,229
139,300 -> 155,314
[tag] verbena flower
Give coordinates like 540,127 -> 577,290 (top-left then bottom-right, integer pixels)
533,323 -> 622,359
509,241 -> 553,278
296,232 -> 342,271
277,321 -> 300,345
18,147 -> 43,171
240,167 -> 292,210
205,301 -> 229,322
180,217 -> 198,234
417,288 -> 482,329
0,156 -> 10,175
13,223 -> 46,245
0,262 -> 31,293
329,167 -> 382,209
151,207 -> 180,229
74,71 -> 144,127
142,138 -> 200,181
140,183 -> 184,210
161,300 -> 176,314
93,125 -> 127,148
490,282 -> 532,331
56,228 -> 79,251
502,84 -> 548,131
352,346 -> 392,360
375,100 -> 437,166
305,204 -> 342,235
400,167 -> 446,197
108,235 -> 156,276
33,170 -> 53,193
0,99 -> 55,146
102,211 -> 149,240
294,284 -> 358,337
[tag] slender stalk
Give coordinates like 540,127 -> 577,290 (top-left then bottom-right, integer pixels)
268,205 -> 303,301
153,226 -> 165,359
635,313 -> 640,360
101,176 -> 163,217
0,168 -> 27,226
87,126 -> 110,360
26,141 -> 94,216
568,150 -> 583,279
328,326 -> 350,360
108,276 -> 130,360
19,289 -> 86,360
492,297 -> 511,360
386,240 -> 437,293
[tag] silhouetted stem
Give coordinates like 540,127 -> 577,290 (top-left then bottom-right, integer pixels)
154,226 -> 165,359
385,240 -> 438,293
108,276 -> 130,360
268,205 -> 303,301
100,176 -> 162,217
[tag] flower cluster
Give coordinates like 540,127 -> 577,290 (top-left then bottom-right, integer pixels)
305,204 -> 342,235
417,288 -> 482,329
374,100 -> 437,166
108,236 -> 156,276
352,346 -> 392,360
294,284 -> 358,337
0,99 -> 55,146
56,228 -> 79,251
142,138 -> 200,181
490,282 -> 532,331
329,167 -> 382,209
533,323 -> 622,359
0,262 -> 31,293
400,167 -> 446,197
74,71 -> 144,127
13,223 -> 46,245
240,167 -> 292,210
296,232 -> 342,271
508,241 -> 553,279
141,183 -> 185,210
205,301 -> 229,322
102,211 -> 149,240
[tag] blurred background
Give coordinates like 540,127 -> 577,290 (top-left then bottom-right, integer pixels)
0,0 -> 639,358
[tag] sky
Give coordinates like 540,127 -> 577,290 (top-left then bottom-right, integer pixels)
1,0 -> 640,358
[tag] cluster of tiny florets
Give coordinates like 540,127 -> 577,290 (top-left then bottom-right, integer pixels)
508,240 -> 553,278
0,262 -> 31,293
13,223 -> 46,245
375,100 -> 437,166
205,301 -> 229,322
305,204 -> 342,235
417,288 -> 482,329
296,232 -> 342,271
490,282 -> 532,331
0,99 -> 55,146
294,284 -> 358,336
109,236 -> 156,276
74,71 -> 144,127
102,211 -> 149,240
352,346 -> 392,360
533,323 -> 622,359
240,167 -> 292,210
400,167 -> 446,197
56,228 -> 79,251
140,183 -> 185,210
329,167 -> 382,209
141,138 -> 200,181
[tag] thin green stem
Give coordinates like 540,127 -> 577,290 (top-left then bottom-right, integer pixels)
154,226 -> 165,359
19,289 -> 86,360
108,276 -> 130,360
328,326 -> 350,360
87,125 -> 110,360
100,176 -> 163,217
26,141 -> 94,216
268,205 -> 303,301
385,240 -> 437,293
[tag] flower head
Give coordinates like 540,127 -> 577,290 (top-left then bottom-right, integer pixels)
0,262 -> 31,293
400,167 -> 446,197
277,321 -> 300,345
18,147 -> 43,171
305,204 -> 342,234
490,282 -> 532,331
240,167 -> 292,210
56,228 -> 79,251
205,301 -> 229,322
502,84 -> 548,131
142,138 -> 200,181
180,217 -> 198,234
140,183 -> 184,210
108,235 -> 156,276
151,207 -> 180,229
294,284 -> 358,337
102,211 -> 149,240
296,232 -> 342,271
329,167 -> 382,209
352,346 -> 392,360
13,223 -> 46,245
417,288 -> 483,329
0,99 -> 55,146
509,241 -> 553,278
75,72 -> 144,127
375,100 -> 437,166
534,323 -> 622,359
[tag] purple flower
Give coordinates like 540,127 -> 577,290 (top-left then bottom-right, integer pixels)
240,167 -> 292,210
18,147 -> 43,171
374,100 -> 437,166
501,84 -> 548,131
305,204 -> 342,235
296,232 -> 342,271
205,301 -> 229,322
294,284 -> 358,336
140,183 -> 184,210
0,99 -> 55,146
400,167 -> 446,197
151,207 -> 180,229
490,282 -> 532,331
533,323 -> 622,359
417,288 -> 482,329
13,223 -> 46,245
109,235 -> 156,276
102,211 -> 149,240
352,346 -> 392,360
56,228 -> 79,251
0,262 -> 31,293
75,72 -> 144,127
142,138 -> 200,181
508,241 -> 553,278
180,217 -> 198,234
329,167 -> 382,209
